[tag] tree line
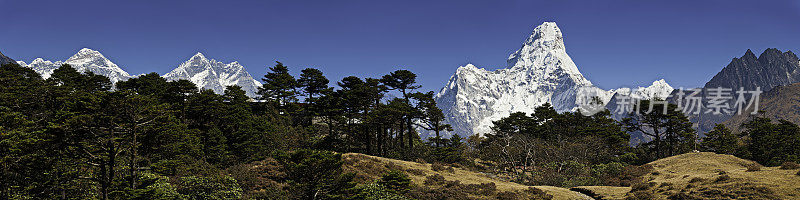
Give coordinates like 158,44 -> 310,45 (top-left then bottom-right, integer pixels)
0,62 -> 461,199
2,61 -> 799,199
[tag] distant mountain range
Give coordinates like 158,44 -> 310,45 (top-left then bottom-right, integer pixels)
4,23 -> 798,140
13,48 -> 262,97
678,48 -> 800,134
722,82 -> 800,133
164,53 -> 261,97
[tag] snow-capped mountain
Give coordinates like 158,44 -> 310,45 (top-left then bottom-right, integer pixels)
163,53 -> 262,97
17,48 -> 131,82
433,22 -> 615,137
432,22 -> 673,138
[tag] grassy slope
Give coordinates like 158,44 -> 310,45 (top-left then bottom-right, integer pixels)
341,153 -> 592,200
574,152 -> 800,199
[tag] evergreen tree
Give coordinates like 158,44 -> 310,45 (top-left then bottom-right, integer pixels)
258,61 -> 298,108
701,124 -> 738,155
622,99 -> 696,160
380,70 -> 421,152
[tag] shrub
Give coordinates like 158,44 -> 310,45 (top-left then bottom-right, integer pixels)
689,177 -> 705,183
745,163 -> 761,172
430,162 -> 454,173
431,163 -> 445,171
352,183 -> 410,200
405,168 -> 426,176
714,174 -> 731,182
378,170 -> 411,193
423,174 -> 446,186
631,181 -> 656,191
779,162 -> 800,170
178,175 -> 243,200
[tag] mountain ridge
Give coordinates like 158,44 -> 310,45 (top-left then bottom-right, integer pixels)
14,49 -> 262,97
432,22 -> 673,138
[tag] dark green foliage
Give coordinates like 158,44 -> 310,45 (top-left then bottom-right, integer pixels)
258,61 -> 298,107
276,149 -> 357,199
178,176 -> 243,200
378,170 -> 412,193
701,124 -> 738,155
476,103 -> 632,186
740,117 -> 800,166
622,99 -> 697,160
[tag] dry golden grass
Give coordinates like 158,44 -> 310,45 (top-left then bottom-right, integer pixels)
569,152 -> 800,199
570,186 -> 630,199
341,153 -> 593,200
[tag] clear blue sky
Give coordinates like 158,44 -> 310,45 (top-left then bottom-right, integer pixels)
2,0 -> 799,92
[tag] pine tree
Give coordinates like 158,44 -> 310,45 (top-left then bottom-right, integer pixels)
258,61 -> 298,108
701,124 -> 738,155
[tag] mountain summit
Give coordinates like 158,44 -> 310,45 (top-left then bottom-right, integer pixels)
17,48 -> 131,82
433,22 -> 623,137
163,53 -> 261,97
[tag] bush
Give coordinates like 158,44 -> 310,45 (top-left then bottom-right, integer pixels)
745,163 -> 761,172
779,162 -> 800,170
423,174 -> 446,186
378,170 -> 411,193
178,175 -> 243,200
352,183 -> 410,200
430,163 -> 454,173
689,177 -> 705,183
631,181 -> 656,191
796,170 -> 800,176
714,174 -> 731,182
404,168 -> 426,176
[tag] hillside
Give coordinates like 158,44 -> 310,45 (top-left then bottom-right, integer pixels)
723,82 -> 800,133
341,153 -> 593,200
574,152 -> 800,199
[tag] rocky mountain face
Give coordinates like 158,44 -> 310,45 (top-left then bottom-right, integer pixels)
0,51 -> 16,65
163,53 -> 261,97
722,82 -> 800,133
16,48 -> 131,82
688,49 -> 800,133
432,22 -> 673,138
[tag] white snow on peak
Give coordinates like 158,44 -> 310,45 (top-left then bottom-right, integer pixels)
431,22 -> 673,138
432,22 -> 614,138
17,48 -> 130,82
610,79 -> 674,100
163,53 -> 262,97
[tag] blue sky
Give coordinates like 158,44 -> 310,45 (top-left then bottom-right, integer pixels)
2,0 -> 799,92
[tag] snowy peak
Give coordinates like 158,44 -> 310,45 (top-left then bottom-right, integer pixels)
65,48 -> 130,82
611,79 -> 675,100
191,52 -> 207,60
506,22 -> 589,86
432,22 -> 612,138
163,53 -> 261,97
432,22 -> 675,138
521,22 -> 564,51
17,48 -> 130,81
